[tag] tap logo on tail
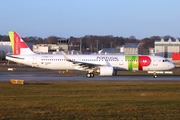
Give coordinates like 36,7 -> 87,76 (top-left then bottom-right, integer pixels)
9,31 -> 29,55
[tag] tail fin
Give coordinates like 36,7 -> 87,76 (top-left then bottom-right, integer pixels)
9,31 -> 34,55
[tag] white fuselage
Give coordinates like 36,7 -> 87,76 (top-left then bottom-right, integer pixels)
6,54 -> 175,71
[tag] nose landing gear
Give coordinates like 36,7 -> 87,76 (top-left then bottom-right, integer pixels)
153,71 -> 157,78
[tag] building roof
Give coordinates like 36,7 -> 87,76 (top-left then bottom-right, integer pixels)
155,38 -> 180,43
124,43 -> 140,48
99,48 -> 120,53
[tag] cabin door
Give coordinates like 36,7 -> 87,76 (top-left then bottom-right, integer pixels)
32,56 -> 37,65
153,57 -> 158,66
119,57 -> 124,65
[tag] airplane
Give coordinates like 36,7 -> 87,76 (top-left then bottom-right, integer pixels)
6,31 -> 175,78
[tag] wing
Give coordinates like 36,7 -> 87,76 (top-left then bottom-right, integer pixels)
61,51 -> 102,71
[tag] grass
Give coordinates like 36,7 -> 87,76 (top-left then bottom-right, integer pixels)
0,81 -> 180,119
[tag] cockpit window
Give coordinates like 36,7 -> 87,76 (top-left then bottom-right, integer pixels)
163,59 -> 170,62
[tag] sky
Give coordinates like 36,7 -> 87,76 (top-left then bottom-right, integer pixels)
0,0 -> 180,39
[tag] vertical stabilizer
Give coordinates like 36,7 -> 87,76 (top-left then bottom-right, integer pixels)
8,31 -> 34,55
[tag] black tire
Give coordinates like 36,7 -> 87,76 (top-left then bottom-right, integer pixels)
86,73 -> 91,78
90,73 -> 94,77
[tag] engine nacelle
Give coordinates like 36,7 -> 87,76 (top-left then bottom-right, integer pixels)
99,66 -> 114,76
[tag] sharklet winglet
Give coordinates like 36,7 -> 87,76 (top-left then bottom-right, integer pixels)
61,51 -> 72,62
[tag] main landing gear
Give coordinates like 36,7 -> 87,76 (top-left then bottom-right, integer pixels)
86,73 -> 94,78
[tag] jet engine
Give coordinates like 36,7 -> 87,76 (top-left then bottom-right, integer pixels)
98,66 -> 114,76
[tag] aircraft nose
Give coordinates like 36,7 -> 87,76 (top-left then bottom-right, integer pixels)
169,62 -> 175,69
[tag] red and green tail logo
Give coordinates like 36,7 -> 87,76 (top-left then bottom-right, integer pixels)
9,31 -> 28,55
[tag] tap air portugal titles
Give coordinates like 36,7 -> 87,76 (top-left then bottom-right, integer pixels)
6,31 -> 175,78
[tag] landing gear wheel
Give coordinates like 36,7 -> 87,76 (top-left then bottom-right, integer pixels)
86,73 -> 91,78
154,75 -> 157,78
153,71 -> 157,78
86,73 -> 94,78
90,73 -> 94,77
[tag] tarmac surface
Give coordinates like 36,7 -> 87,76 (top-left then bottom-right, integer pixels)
0,65 -> 180,82
0,68 -> 180,82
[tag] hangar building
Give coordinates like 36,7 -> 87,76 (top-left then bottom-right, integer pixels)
155,38 -> 180,60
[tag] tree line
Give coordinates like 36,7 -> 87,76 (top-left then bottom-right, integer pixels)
0,34 -> 173,53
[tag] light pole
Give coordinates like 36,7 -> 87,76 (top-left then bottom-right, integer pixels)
80,39 -> 82,53
96,40 -> 99,53
91,44 -> 92,53
110,42 -> 113,48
